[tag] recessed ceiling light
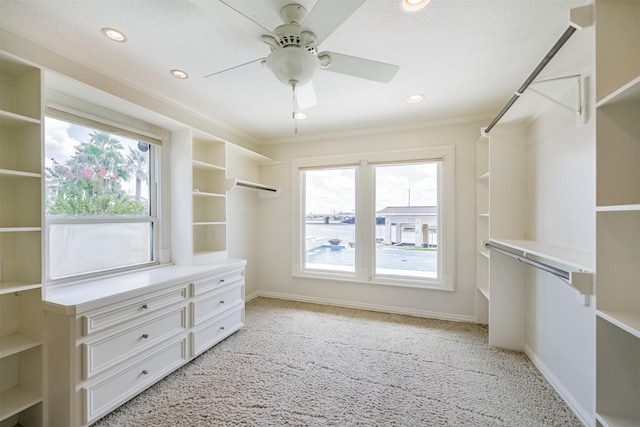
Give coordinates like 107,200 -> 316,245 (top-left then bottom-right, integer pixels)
400,0 -> 431,12
170,69 -> 189,79
101,27 -> 127,43
293,112 -> 307,120
406,94 -> 425,104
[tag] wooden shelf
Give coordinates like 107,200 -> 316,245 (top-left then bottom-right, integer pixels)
0,332 -> 41,358
596,76 -> 640,109
0,169 -> 41,178
0,281 -> 41,295
597,310 -> 640,340
596,412 -> 640,427
192,159 -> 225,171
489,238 -> 593,272
0,385 -> 42,422
596,204 -> 640,212
0,110 -> 40,127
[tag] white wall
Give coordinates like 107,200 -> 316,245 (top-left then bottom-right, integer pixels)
524,73 -> 596,422
256,120 -> 482,321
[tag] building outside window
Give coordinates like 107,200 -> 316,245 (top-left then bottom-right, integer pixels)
44,109 -> 161,281
293,146 -> 455,290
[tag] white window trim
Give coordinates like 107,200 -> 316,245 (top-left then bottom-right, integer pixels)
292,146 -> 455,291
43,108 -> 164,284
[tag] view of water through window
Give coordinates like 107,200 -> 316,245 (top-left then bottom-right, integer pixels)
304,162 -> 439,278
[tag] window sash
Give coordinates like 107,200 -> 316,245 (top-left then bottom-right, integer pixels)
292,146 -> 455,290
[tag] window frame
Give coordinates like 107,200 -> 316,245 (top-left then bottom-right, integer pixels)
292,146 -> 455,291
43,107 -> 163,284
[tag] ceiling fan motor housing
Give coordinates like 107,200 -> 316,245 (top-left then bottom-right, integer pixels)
265,46 -> 320,86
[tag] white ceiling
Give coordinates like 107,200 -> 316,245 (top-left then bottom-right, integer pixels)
0,0 -> 590,144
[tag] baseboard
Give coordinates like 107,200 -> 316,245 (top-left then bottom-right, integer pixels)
524,345 -> 593,427
245,290 -> 477,323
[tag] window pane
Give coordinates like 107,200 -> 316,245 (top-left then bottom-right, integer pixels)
48,222 -> 153,278
375,162 -> 439,278
304,168 -> 356,272
45,117 -> 151,216
44,115 -> 156,280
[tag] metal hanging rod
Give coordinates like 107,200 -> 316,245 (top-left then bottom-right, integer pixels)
483,26 -> 577,135
235,179 -> 278,192
484,242 -> 570,280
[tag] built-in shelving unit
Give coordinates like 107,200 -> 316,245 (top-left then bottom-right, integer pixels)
475,135 -> 490,302
474,127 -> 527,348
594,1 -> 640,425
171,129 -> 228,265
0,54 -> 43,427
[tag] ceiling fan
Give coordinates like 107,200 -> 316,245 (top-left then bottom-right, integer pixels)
196,0 -> 400,119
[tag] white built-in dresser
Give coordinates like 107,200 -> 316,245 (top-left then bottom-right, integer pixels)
42,260 -> 246,427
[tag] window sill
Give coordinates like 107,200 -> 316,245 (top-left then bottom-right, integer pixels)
293,270 -> 454,292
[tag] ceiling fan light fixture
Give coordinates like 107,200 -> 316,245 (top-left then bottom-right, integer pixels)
406,94 -> 425,103
170,69 -> 189,79
293,112 -> 307,120
101,27 -> 127,43
400,0 -> 431,13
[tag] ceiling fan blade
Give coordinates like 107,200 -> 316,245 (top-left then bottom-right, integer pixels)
320,52 -> 399,83
204,58 -> 265,78
296,81 -> 317,110
302,0 -> 366,46
191,0 -> 272,35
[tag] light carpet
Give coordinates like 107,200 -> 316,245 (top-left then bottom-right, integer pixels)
91,297 -> 582,426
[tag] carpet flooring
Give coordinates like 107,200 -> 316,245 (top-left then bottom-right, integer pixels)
91,297 -> 582,426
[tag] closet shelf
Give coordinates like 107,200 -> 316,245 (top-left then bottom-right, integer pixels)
0,385 -> 42,421
0,169 -> 41,179
596,204 -> 640,212
0,227 -> 41,233
0,281 -> 42,295
486,239 -> 593,296
489,238 -> 593,272
596,412 -> 640,427
0,109 -> 41,126
192,159 -> 225,171
596,75 -> 640,108
596,310 -> 640,339
0,333 -> 41,358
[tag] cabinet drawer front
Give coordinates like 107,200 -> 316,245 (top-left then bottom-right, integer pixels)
191,283 -> 243,326
82,287 -> 187,336
191,306 -> 244,356
83,338 -> 188,424
191,269 -> 244,296
83,307 -> 187,379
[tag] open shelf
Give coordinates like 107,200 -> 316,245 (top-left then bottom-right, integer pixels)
0,333 -> 41,359
0,385 -> 42,422
489,238 -> 593,272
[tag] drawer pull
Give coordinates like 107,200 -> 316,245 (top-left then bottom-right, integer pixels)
141,304 -> 148,310
142,369 -> 149,375
142,333 -> 149,339
220,300 -> 225,304
220,326 -> 225,331
219,279 -> 225,284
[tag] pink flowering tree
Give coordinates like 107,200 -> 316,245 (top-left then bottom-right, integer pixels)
45,132 -> 147,215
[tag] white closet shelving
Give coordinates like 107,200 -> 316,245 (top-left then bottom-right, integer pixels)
171,130 -> 228,265
594,0 -> 640,425
0,54 -> 43,427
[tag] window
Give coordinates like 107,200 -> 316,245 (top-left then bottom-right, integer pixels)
44,108 -> 161,281
293,146 -> 455,290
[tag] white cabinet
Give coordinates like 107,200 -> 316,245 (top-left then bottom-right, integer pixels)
594,1 -> 640,425
0,54 -> 43,427
43,261 -> 246,427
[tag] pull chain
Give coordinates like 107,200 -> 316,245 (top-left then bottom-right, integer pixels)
292,82 -> 298,135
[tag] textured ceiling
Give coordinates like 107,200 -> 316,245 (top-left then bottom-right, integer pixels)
0,0 -> 590,144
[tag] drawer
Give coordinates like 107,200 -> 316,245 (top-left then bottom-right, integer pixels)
81,286 -> 187,336
191,268 -> 244,296
191,305 -> 244,356
83,307 -> 187,379
191,282 -> 243,326
83,337 -> 188,424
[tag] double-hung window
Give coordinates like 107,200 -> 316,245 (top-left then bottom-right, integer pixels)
293,146 -> 455,290
44,107 -> 161,282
